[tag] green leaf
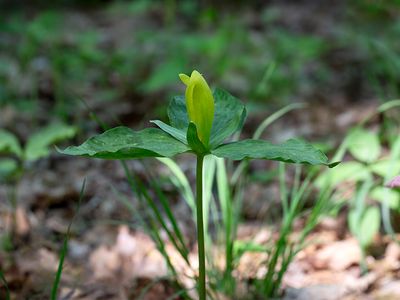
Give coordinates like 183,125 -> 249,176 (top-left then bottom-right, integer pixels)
212,139 -> 337,167
187,123 -> 208,154
370,187 -> 400,210
156,157 -> 196,214
150,120 -> 187,144
347,128 -> 381,163
167,88 -> 247,148
0,159 -> 19,181
369,159 -> 400,178
168,95 -> 189,130
348,210 -> 358,239
315,161 -> 371,188
60,126 -> 190,159
0,130 -> 22,157
25,123 -> 76,161
234,240 -> 266,259
142,59 -> 185,93
209,88 -> 247,148
357,206 -> 380,248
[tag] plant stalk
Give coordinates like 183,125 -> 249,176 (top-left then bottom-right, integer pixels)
196,155 -> 206,300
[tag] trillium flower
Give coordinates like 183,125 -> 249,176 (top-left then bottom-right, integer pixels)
179,70 -> 214,146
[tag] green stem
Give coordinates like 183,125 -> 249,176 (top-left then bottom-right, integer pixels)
196,155 -> 206,300
360,246 -> 368,275
7,184 -> 17,235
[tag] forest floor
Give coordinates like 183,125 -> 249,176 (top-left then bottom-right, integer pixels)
2,100 -> 400,300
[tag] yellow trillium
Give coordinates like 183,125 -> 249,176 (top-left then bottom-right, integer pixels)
179,70 -> 215,146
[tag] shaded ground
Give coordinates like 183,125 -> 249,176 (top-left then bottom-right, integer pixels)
2,101 -> 400,299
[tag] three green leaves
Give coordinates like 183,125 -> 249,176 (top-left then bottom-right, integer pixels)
61,70 -> 337,168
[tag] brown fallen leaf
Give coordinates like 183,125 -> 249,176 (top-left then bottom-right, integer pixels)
89,245 -> 121,280
283,284 -> 348,300
89,226 -> 167,282
312,238 -> 361,271
115,225 -> 137,257
15,207 -> 30,236
373,280 -> 400,300
384,242 -> 400,270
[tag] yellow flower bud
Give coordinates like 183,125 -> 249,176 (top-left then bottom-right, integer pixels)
179,70 -> 214,146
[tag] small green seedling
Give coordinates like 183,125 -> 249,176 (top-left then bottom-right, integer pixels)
0,123 -> 77,182
0,123 -> 76,248
315,100 -> 400,273
316,128 -> 387,257
61,70 -> 336,299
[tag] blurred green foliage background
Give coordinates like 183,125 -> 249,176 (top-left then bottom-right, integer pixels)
1,0 -> 400,126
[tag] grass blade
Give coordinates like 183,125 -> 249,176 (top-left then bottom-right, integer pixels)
157,158 -> 196,216
216,157 -> 236,294
51,179 -> 85,300
0,269 -> 10,300
202,155 -> 216,234
252,103 -> 305,140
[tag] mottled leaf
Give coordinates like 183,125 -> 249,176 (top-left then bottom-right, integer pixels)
168,95 -> 189,130
150,120 -> 187,144
212,139 -> 337,167
209,88 -> 246,148
60,126 -> 190,159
